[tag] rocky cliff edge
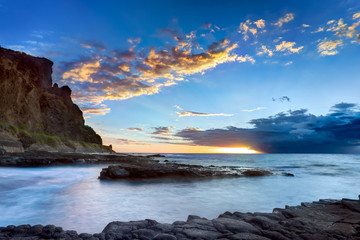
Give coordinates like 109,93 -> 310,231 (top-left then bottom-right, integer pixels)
0,47 -> 111,153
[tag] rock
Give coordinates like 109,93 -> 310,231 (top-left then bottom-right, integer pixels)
1,196 -> 360,239
242,170 -> 272,177
153,233 -> 177,240
146,154 -> 166,158
0,47 -> 103,152
98,161 -> 277,180
212,218 -> 260,234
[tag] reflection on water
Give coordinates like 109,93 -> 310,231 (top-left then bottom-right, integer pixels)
0,154 -> 359,233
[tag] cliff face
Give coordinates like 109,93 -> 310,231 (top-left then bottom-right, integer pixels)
0,47 -> 102,150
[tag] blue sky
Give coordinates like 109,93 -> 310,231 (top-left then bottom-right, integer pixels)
1,0 -> 360,153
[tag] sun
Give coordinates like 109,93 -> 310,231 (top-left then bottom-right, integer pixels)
218,147 -> 259,154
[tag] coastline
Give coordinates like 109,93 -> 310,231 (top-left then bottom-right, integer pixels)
1,196 -> 359,239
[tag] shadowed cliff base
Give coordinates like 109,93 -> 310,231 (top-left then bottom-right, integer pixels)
0,197 -> 359,239
0,47 -> 110,153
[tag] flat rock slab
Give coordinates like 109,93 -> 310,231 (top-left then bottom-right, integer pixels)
98,162 -> 275,180
1,197 -> 360,239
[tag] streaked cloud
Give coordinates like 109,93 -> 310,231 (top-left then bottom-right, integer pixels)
302,24 -> 310,28
128,128 -> 143,131
82,106 -> 111,115
80,40 -> 107,51
117,138 -> 149,145
274,13 -> 295,27
175,106 -> 233,117
240,107 -> 267,112
151,126 -> 174,135
272,96 -> 291,102
275,41 -> 304,54
311,27 -> 324,33
317,38 -> 343,56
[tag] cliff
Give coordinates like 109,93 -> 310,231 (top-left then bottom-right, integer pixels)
0,47 -> 106,153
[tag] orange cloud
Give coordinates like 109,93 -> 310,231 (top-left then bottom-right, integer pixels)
275,41 -> 303,54
274,13 -> 295,27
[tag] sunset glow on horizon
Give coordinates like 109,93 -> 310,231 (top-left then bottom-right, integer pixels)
2,0 -> 360,153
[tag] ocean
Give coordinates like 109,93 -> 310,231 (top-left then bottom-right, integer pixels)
0,153 -> 359,233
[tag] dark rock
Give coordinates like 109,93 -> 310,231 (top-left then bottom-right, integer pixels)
242,170 -> 272,177
146,154 -> 166,158
153,233 -> 177,240
0,47 -> 103,152
1,196 -> 360,239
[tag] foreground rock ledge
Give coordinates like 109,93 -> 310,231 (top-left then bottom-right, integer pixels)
1,197 -> 360,240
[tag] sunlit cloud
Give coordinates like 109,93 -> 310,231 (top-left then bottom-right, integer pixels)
82,106 -> 111,115
254,19 -> 265,29
274,13 -> 295,27
353,12 -> 360,20
317,38 -> 343,56
311,27 -> 324,33
236,54 -> 255,64
275,41 -> 304,54
80,40 -> 107,51
302,24 -> 310,28
257,45 -> 273,57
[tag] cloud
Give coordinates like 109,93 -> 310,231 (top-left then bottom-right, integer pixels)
236,55 -> 255,64
353,12 -> 360,20
272,96 -> 291,102
311,27 -> 324,33
175,106 -> 234,117
284,61 -> 293,66
302,24 -> 310,28
238,20 -> 260,41
128,127 -> 143,131
117,138 -> 149,145
326,18 -> 359,39
275,41 -> 304,54
175,103 -> 360,153
274,13 -> 295,27
317,38 -> 343,56
254,19 -> 265,29
60,34 -> 240,114
240,107 -> 267,112
257,45 -> 273,57
82,106 -> 111,115
80,40 -> 107,51
151,126 -> 174,135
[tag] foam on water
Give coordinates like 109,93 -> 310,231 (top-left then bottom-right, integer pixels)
0,154 -> 359,233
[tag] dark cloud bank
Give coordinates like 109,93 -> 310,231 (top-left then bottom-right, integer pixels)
176,103 -> 360,153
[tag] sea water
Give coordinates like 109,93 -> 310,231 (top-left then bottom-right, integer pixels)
0,154 -> 359,233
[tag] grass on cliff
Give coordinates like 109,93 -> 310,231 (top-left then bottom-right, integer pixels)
0,121 -> 109,151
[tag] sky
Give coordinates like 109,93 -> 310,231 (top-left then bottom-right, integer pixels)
1,0 -> 360,153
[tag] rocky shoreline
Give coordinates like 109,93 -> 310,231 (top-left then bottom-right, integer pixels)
0,152 -> 293,180
1,197 -> 359,239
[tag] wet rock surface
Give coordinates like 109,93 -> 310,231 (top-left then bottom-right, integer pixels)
1,197 -> 360,239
